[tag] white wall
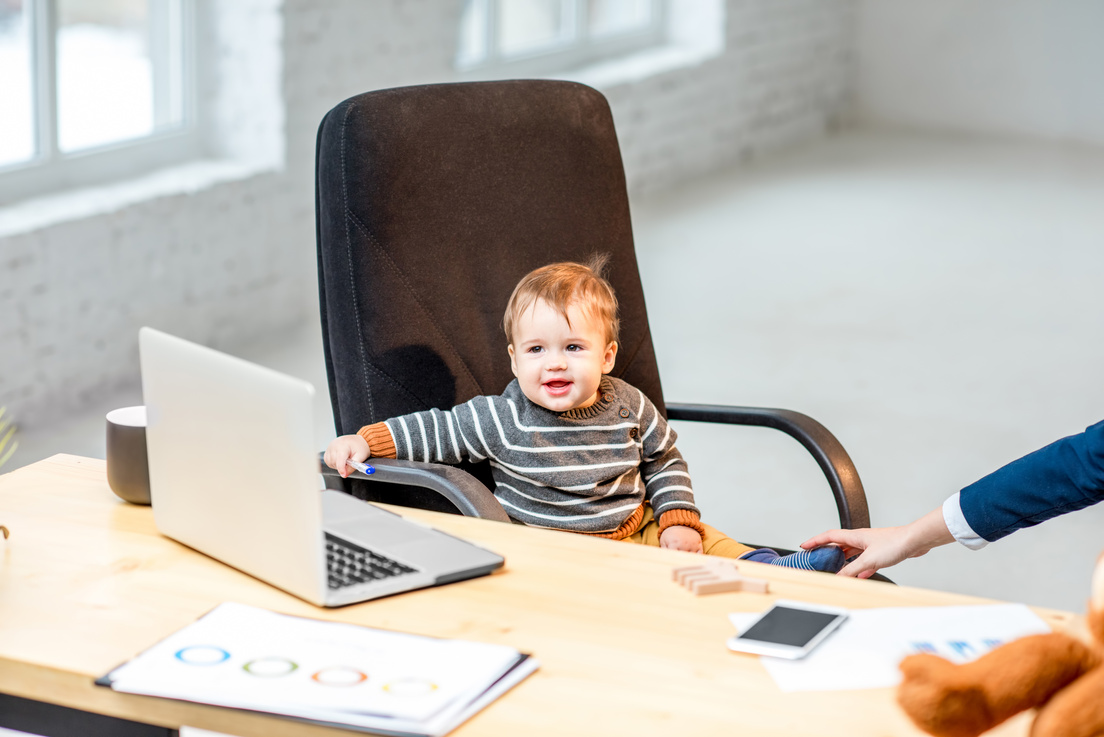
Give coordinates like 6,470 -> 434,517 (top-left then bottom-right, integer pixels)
0,0 -> 855,430
854,0 -> 1104,145
606,0 -> 855,196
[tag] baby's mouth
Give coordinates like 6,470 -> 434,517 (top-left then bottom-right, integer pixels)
543,380 -> 572,396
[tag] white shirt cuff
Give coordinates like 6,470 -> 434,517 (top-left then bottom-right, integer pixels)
943,492 -> 988,550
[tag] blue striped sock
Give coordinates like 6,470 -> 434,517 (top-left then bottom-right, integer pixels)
740,546 -> 845,573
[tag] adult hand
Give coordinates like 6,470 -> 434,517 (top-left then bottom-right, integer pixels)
801,526 -> 914,578
660,525 -> 704,554
801,507 -> 955,579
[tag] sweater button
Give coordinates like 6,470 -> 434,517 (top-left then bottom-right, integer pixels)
629,428 -> 638,438
619,408 -> 630,418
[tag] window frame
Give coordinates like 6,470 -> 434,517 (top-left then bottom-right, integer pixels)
457,0 -> 669,77
0,0 -> 199,205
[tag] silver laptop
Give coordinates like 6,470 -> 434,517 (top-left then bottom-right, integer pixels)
139,327 -> 504,607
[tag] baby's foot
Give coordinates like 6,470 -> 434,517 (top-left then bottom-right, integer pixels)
740,546 -> 845,573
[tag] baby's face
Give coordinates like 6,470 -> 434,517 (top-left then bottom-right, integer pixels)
508,299 -> 617,413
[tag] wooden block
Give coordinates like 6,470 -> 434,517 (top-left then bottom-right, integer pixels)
673,561 -> 769,596
732,576 -> 769,594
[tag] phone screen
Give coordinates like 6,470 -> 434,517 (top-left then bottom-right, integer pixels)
738,605 -> 844,647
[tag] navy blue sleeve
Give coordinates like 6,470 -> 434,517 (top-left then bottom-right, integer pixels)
959,419 -> 1104,542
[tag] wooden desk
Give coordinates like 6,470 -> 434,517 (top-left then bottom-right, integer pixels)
0,455 -> 1079,736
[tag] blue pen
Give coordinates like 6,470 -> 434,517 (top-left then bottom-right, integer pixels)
345,458 -> 375,475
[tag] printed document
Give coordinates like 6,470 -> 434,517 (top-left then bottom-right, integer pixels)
102,602 -> 537,736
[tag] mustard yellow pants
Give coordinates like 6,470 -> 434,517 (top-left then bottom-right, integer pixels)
620,507 -> 754,559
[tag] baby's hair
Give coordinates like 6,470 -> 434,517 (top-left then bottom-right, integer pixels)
504,254 -> 620,347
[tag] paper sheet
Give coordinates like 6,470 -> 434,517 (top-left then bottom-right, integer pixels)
107,602 -> 537,735
729,603 -> 1052,692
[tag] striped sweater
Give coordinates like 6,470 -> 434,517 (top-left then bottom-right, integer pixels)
357,376 -> 703,538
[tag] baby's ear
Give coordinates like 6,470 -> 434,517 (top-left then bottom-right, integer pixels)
507,344 -> 519,377
602,341 -> 618,373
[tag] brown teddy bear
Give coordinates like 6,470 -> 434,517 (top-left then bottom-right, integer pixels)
896,552 -> 1104,737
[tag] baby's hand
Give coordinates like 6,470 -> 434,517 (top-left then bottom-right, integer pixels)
660,525 -> 704,554
324,434 -> 371,478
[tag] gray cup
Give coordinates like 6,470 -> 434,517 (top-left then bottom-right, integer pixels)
106,406 -> 151,505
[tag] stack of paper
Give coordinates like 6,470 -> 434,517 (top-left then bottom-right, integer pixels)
101,602 -> 538,736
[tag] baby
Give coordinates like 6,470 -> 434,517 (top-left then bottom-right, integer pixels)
325,257 -> 844,570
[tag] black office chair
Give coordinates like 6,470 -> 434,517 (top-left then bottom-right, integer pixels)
314,80 -> 872,550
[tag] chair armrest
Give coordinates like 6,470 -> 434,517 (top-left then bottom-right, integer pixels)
665,403 -> 869,530
318,456 -> 511,523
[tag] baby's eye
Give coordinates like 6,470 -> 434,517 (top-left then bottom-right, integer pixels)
527,346 -> 543,354
566,344 -> 583,352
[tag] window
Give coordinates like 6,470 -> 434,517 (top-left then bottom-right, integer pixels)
0,0 -> 195,203
458,0 -> 666,74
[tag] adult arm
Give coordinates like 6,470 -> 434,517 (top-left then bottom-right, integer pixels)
804,419 -> 1104,577
958,419 -> 1104,543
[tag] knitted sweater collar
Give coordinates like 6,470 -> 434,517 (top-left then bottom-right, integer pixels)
557,376 -> 617,421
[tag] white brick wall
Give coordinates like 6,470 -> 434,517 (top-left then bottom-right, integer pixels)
0,0 -> 855,429
614,0 -> 854,196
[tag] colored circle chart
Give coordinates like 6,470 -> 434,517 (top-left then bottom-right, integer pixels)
242,657 -> 299,677
311,666 -> 369,687
382,677 -> 439,697
174,645 -> 230,666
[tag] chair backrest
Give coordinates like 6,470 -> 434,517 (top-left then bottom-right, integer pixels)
315,81 -> 667,496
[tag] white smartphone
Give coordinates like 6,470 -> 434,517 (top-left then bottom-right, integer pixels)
727,600 -> 849,659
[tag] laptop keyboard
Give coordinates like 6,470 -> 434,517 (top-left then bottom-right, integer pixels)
325,533 -> 419,590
